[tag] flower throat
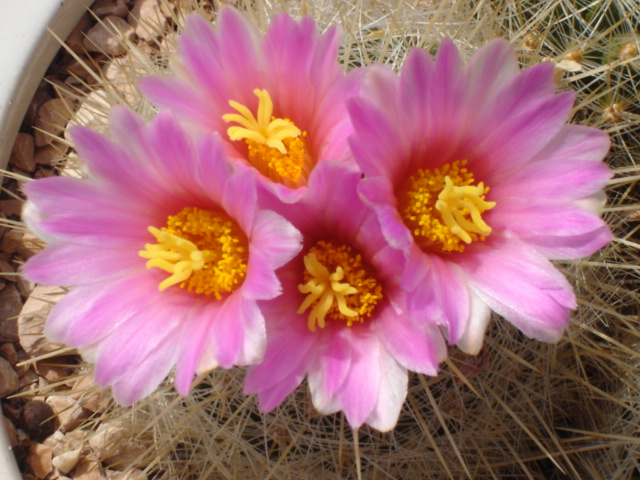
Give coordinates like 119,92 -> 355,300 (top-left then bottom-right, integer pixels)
298,240 -> 383,332
399,160 -> 496,253
139,207 -> 248,298
223,89 -> 311,188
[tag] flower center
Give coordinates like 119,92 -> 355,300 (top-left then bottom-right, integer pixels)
398,160 -> 496,253
139,207 -> 248,298
222,88 -> 311,188
297,241 -> 383,332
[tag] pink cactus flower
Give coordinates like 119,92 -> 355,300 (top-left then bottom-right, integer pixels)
244,161 -> 447,431
347,39 -> 612,354
140,8 -> 360,202
21,106 -> 301,405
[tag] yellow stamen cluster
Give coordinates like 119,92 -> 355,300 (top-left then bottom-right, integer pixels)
399,160 -> 496,253
246,132 -> 309,185
298,241 -> 383,332
139,207 -> 248,298
222,88 -> 311,187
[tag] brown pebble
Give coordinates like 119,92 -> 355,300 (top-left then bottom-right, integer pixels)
35,77 -> 51,93
65,13 -> 94,54
2,400 -> 22,424
0,356 -> 19,397
0,259 -> 17,281
10,165 -> 31,180
18,285 -> 69,358
47,395 -> 88,433
73,377 -> 112,413
26,441 -> 53,479
48,76 -> 79,106
19,400 -> 57,441
108,469 -> 148,480
34,166 -> 55,179
35,141 -> 66,166
73,455 -> 106,480
36,361 -> 73,383
4,416 -> 18,448
34,99 -> 72,147
0,199 -> 23,218
93,0 -> 129,18
13,351 -> 29,378
0,342 -> 18,365
0,284 -> 22,343
128,0 -> 172,42
53,448 -> 82,474
1,229 -> 22,255
84,16 -> 135,56
62,55 -> 103,84
18,369 -> 41,395
25,91 -> 52,126
10,133 -> 36,172
16,231 -> 41,260
17,275 -> 35,299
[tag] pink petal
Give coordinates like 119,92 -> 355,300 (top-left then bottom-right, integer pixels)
145,110 -> 202,193
263,14 -> 329,128
490,202 -> 612,259
22,177 -> 150,246
244,326 -> 316,412
375,306 -> 446,375
427,39 -> 466,126
305,160 -> 372,238
186,10 -> 260,106
235,298 -> 267,365
22,244 -> 141,286
348,93 -> 407,183
459,240 -> 576,342
242,250 -> 282,301
110,334 -> 178,406
70,119 -> 159,200
138,75 -> 213,130
364,354 -> 407,432
333,331 -> 381,428
358,176 -> 413,250
195,133 -> 239,200
93,299 -> 182,386
45,273 -> 162,348
456,288 -> 492,355
250,370 -> 307,413
196,297 -> 266,372
401,244 -> 430,292
471,65 -> 575,179
306,330 -> 353,411
221,169 -> 257,233
250,209 -> 302,269
406,40 -> 467,166
423,256 -> 470,343
140,10 -> 263,137
464,39 -> 519,114
490,125 -> 611,202
212,293 -> 265,368
173,300 -> 219,395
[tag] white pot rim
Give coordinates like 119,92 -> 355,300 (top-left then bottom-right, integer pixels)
0,412 -> 20,479
0,0 -> 95,173
0,1 -> 94,478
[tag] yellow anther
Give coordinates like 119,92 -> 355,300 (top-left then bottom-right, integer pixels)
139,207 -> 248,298
223,89 -> 301,155
141,227 -> 206,291
222,89 -> 311,187
298,241 -> 383,332
436,176 -> 496,244
399,160 -> 496,253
